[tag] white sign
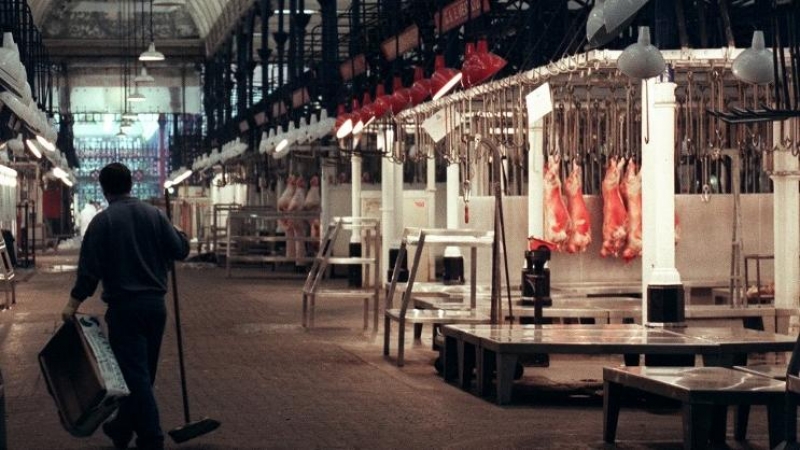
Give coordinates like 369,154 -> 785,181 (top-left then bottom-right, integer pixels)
525,82 -> 553,126
422,109 -> 462,143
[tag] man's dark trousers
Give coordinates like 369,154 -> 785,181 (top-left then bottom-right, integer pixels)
105,299 -> 167,449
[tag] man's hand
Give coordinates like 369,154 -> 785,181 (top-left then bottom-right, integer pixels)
61,297 -> 81,322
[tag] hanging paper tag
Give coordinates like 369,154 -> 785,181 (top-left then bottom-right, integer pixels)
423,109 -> 462,143
525,82 -> 553,126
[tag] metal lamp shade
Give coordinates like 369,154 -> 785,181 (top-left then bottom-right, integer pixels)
134,66 -> 155,84
409,67 -> 432,105
430,55 -> 462,101
139,42 -> 165,62
586,0 -> 634,48
732,30 -> 774,85
618,26 -> 665,79
461,39 -> 507,88
353,94 -> 375,135
604,0 -> 650,33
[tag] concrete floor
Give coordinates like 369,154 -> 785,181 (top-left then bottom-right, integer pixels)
0,250 -> 784,449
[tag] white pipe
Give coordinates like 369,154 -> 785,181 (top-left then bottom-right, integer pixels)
393,157 -> 404,246
380,131 -> 396,282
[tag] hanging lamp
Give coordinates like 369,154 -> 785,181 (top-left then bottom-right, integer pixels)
353,93 -> 374,136
135,66 -> 155,84
604,0 -> 650,33
153,0 -> 186,7
617,26 -> 665,79
128,86 -> 147,102
461,38 -> 507,89
732,30 -> 774,85
389,76 -> 411,115
409,66 -> 432,106
430,54 -> 462,101
140,0 -> 165,62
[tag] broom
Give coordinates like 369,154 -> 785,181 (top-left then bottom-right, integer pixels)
164,188 -> 221,443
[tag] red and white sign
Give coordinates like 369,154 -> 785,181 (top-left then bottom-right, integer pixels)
434,0 -> 490,34
381,25 -> 420,62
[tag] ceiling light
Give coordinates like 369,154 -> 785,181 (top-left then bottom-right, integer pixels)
409,67 -> 432,106
134,66 -> 155,84
139,42 -> 165,62
430,55 -> 462,101
618,26 -> 665,79
389,76 -> 412,116
24,138 -> 42,159
604,0 -> 650,33
461,38 -> 507,89
128,87 -> 146,102
36,134 -> 56,152
122,112 -> 138,121
353,93 -> 375,136
732,30 -> 775,85
153,0 -> 186,7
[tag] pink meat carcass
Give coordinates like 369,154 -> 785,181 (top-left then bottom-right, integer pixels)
304,176 -> 322,250
543,157 -> 570,250
564,161 -> 591,253
289,177 -> 308,259
278,176 -> 297,257
621,161 -> 642,262
600,157 -> 628,257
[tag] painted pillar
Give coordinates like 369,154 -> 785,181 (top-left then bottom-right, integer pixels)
641,77 -> 682,325
771,119 -> 800,311
320,164 -> 332,239
350,154 -> 362,241
527,119 -> 545,238
380,130 -> 396,283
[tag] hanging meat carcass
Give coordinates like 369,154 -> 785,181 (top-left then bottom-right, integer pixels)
564,160 -> 591,253
600,157 -> 628,258
304,175 -> 322,251
288,177 -> 308,260
621,161 -> 642,262
278,175 -> 297,258
543,156 -> 570,250
674,213 -> 681,245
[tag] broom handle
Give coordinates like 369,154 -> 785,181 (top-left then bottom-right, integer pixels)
165,189 -> 191,423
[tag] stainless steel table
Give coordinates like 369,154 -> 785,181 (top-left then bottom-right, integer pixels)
441,323 -> 796,404
603,366 -> 786,449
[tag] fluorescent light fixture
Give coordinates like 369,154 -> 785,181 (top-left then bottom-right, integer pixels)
430,55 -> 462,101
139,42 -> 165,62
169,167 -> 193,186
24,138 -> 42,158
273,9 -> 317,14
335,116 -> 354,139
60,176 -> 74,187
53,167 -> 69,179
36,134 -> 56,152
153,0 -> 186,7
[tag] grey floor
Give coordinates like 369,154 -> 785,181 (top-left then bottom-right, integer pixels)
0,250 -> 783,449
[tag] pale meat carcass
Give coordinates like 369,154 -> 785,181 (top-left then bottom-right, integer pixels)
303,176 -> 322,251
600,157 -> 628,257
543,157 -> 570,250
278,176 -> 297,258
288,177 -> 308,260
621,161 -> 642,262
564,161 -> 591,253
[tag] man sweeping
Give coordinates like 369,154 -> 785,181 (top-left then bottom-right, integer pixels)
62,162 -> 190,450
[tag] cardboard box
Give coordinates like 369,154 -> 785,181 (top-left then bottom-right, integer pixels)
39,315 -> 129,437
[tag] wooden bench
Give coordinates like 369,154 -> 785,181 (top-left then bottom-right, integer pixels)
603,366 -> 786,449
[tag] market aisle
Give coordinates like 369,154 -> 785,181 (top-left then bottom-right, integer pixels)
0,251 -> 777,449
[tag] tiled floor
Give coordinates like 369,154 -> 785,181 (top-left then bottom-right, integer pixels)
0,250 -> 783,449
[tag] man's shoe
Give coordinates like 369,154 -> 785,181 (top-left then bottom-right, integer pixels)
102,421 -> 132,449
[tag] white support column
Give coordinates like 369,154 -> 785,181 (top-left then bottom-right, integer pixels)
527,119 -> 545,238
641,77 -> 682,325
380,131 -> 396,283
445,162 -> 462,258
350,154 -> 362,243
771,119 -> 800,311
427,149 -> 437,274
320,165 -> 332,235
393,157 -> 404,245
